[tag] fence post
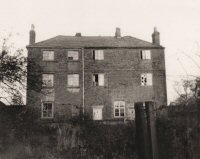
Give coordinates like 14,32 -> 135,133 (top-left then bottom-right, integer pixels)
145,102 -> 159,159
197,91 -> 200,159
135,102 -> 151,159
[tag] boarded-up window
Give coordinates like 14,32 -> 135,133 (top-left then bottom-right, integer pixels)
72,105 -> 80,117
93,105 -> 103,120
128,107 -> 135,120
42,102 -> 53,118
68,74 -> 79,87
93,50 -> 104,60
68,51 -> 79,60
92,74 -> 104,86
141,50 -> 151,60
42,74 -> 54,87
141,73 -> 152,86
114,101 -> 125,118
43,51 -> 54,61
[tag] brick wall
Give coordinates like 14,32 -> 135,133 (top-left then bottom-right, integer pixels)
27,47 -> 167,120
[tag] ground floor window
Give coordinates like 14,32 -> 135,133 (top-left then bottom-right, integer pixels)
93,106 -> 103,120
72,105 -> 80,117
128,107 -> 135,120
114,101 -> 125,118
41,102 -> 53,119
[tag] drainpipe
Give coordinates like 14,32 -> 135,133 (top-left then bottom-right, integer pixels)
82,48 -> 85,116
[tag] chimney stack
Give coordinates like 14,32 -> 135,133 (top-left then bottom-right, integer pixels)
75,33 -> 82,37
152,27 -> 160,45
29,24 -> 36,45
115,27 -> 121,38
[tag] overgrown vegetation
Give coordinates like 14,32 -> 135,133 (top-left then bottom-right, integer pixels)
157,105 -> 199,159
0,47 -> 26,104
0,35 -> 43,105
0,106 -> 137,159
173,78 -> 200,106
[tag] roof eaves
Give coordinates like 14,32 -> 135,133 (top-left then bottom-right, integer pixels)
127,36 -> 164,49
27,45 -> 164,49
26,45 -> 84,49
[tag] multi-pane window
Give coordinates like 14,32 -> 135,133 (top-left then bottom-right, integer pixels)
68,51 -> 79,60
41,102 -> 53,118
92,74 -> 104,86
114,101 -> 125,118
42,74 -> 54,87
93,50 -> 104,60
68,74 -> 79,87
141,50 -> 151,60
43,51 -> 54,61
141,73 -> 153,86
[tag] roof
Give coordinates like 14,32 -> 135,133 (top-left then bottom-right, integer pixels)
27,35 -> 164,49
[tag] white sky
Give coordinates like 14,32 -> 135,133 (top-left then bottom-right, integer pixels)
1,0 -> 200,103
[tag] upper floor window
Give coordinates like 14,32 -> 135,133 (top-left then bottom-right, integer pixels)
41,102 -> 53,119
68,51 -> 79,60
92,74 -> 104,86
141,50 -> 151,60
93,50 -> 104,60
141,73 -> 152,86
68,74 -> 79,87
42,74 -> 54,87
43,50 -> 54,61
114,101 -> 125,118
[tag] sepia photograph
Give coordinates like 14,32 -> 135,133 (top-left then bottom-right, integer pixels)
0,0 -> 200,158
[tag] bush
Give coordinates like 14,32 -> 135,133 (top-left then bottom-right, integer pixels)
157,116 -> 198,159
0,109 -> 137,159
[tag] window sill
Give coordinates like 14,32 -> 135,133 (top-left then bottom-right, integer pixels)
67,60 -> 80,62
93,119 -> 103,121
93,59 -> 104,61
114,116 -> 125,119
141,85 -> 153,87
42,60 -> 56,62
67,87 -> 80,93
67,86 -> 80,88
92,85 -> 105,87
41,117 -> 54,119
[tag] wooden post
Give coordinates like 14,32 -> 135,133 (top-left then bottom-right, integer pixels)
145,102 -> 159,159
135,102 -> 151,159
197,89 -> 200,159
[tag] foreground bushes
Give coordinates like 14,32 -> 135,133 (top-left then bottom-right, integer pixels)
157,116 -> 199,159
0,106 -> 137,159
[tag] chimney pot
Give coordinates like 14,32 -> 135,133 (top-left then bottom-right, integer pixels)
115,27 -> 121,38
152,27 -> 160,45
75,33 -> 82,37
29,24 -> 36,45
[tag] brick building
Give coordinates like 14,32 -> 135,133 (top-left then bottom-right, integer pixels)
26,25 -> 167,121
